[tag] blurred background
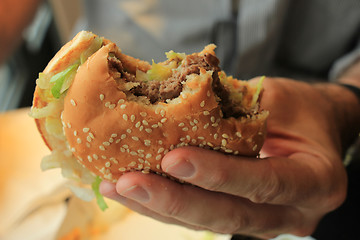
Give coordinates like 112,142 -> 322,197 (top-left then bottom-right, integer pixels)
0,0 -> 82,112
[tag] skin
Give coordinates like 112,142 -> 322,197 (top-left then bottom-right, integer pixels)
100,62 -> 360,238
0,0 -> 43,64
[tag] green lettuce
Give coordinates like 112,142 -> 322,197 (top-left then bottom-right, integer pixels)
92,176 -> 109,211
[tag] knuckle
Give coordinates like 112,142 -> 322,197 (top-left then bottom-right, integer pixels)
165,197 -> 186,217
248,171 -> 283,204
215,211 -> 250,234
205,169 -> 230,192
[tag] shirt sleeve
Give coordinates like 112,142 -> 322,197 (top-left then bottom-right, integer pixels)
329,37 -> 360,81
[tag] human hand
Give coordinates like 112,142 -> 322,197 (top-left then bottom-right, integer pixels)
100,77 -> 350,239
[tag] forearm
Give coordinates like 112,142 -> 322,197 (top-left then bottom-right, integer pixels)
0,0 -> 43,64
314,59 -> 360,155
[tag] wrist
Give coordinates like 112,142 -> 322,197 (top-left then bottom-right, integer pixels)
313,82 -> 360,155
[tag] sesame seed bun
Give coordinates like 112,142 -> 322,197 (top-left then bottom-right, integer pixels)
32,31 -> 268,183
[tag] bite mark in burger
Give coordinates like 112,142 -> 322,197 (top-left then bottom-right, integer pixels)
30,31 -> 268,208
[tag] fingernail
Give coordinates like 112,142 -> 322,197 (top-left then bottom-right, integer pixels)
164,158 -> 195,178
120,185 -> 150,203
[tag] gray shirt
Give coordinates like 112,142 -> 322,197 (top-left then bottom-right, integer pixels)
79,0 -> 360,81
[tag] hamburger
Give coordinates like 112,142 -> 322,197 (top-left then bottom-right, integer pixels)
30,31 -> 268,208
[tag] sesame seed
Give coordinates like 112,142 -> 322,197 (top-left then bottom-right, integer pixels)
105,162 -> 111,167
119,167 -> 126,172
120,104 -> 126,109
219,111 -> 224,118
115,139 -> 121,144
93,154 -> 99,160
73,130 -> 77,136
156,155 -> 162,161
193,119 -> 199,124
178,122 -> 185,127
126,129 -> 132,134
160,118 -> 167,123
109,104 -> 116,109
122,144 -> 129,149
207,91 -> 211,97
105,102 -> 111,107
200,100 -> 205,107
180,137 -> 186,142
132,136 -> 139,141
160,109 -> 165,117
221,139 -> 227,146
67,123 -> 72,128
130,115 -> 135,122
83,127 -> 90,133
86,142 -> 91,148
236,132 -> 242,138
234,151 -> 239,155
253,144 -> 258,151
145,128 -> 152,133
123,114 -> 128,121
158,147 -> 165,153
140,112 -> 147,117
109,138 -> 114,143
101,155 -> 107,159
128,161 -> 136,167
225,149 -> 233,153
138,158 -> 144,163
135,121 -> 141,128
99,145 -> 105,151
212,123 -> 219,127
158,140 -> 163,145
156,164 -> 161,169
192,126 -> 198,132
155,108 -> 161,114
203,111 -> 210,116
121,134 -> 126,139
104,173 -> 112,180
204,123 -> 209,129
144,140 -> 151,146
71,147 -> 76,152
139,126 -> 144,131
186,135 -> 191,141
103,141 -> 110,146
198,136 -> 205,140
111,133 -> 117,138
118,99 -> 125,104
214,133 -> 218,140
87,155 -> 92,162
142,120 -> 149,126
120,148 -> 125,152
182,127 -> 189,131
146,154 -> 152,159
99,94 -> 105,101
137,164 -> 143,169
222,133 -> 229,139
191,139 -> 197,144
70,99 -> 76,106
89,132 -> 95,139
77,138 -> 82,144
207,142 -> 214,147
210,116 -> 216,123
189,121 -> 195,126
151,124 -> 158,128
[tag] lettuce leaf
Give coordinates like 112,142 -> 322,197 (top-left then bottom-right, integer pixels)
50,63 -> 79,99
91,176 -> 109,211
